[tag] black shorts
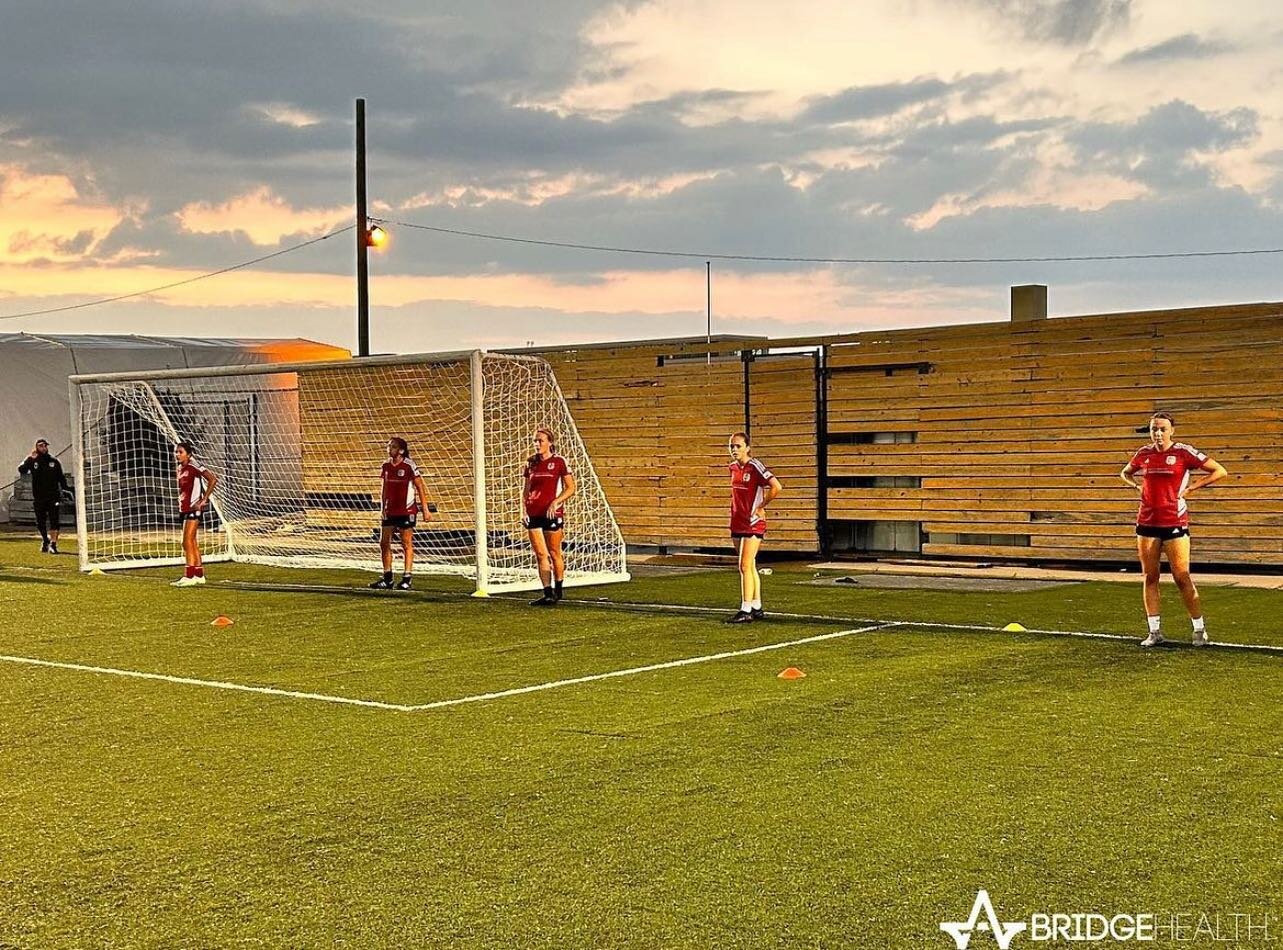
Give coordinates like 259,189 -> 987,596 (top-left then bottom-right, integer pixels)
1136,524 -> 1190,540
34,497 -> 61,530
525,514 -> 564,532
181,511 -> 203,524
731,531 -> 766,540
382,515 -> 417,530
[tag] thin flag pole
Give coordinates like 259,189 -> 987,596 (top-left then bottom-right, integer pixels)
706,260 -> 712,365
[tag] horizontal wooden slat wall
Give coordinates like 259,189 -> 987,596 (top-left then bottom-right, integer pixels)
656,357 -> 753,549
823,303 -> 1283,565
543,346 -> 820,552
543,345 -> 668,547
747,355 -> 819,550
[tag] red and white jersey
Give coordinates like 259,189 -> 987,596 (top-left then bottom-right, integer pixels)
523,453 -> 571,518
1128,442 -> 1209,528
177,462 -> 210,513
380,457 -> 422,517
729,458 -> 774,535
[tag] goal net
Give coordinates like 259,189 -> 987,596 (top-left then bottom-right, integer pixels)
70,350 -> 629,594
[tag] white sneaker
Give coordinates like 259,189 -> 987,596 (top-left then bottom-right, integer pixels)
1192,628 -> 1209,647
192,575 -> 206,585
173,576 -> 200,587
1140,631 -> 1165,648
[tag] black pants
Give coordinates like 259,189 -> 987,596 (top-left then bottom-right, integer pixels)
34,497 -> 62,539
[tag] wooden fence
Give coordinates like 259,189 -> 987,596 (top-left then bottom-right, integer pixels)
536,302 -> 1283,565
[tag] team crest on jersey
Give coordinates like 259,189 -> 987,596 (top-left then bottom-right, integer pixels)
743,472 -> 751,482
1166,455 -> 1176,465
548,462 -> 555,470
397,469 -> 405,476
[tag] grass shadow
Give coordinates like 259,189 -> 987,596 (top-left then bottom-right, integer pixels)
0,571 -> 63,585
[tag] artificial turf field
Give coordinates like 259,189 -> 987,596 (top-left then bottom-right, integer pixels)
1,534 -> 1281,948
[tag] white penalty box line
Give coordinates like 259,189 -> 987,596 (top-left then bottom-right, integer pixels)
76,575 -> 1283,656
212,580 -> 1283,654
537,596 -> 1283,655
0,622 -> 894,715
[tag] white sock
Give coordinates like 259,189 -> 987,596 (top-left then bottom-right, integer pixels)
1192,616 -> 1205,632
750,599 -> 761,610
1147,616 -> 1161,634
741,601 -> 752,613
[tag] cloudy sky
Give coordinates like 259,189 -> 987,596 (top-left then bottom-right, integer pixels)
1,0 -> 1281,353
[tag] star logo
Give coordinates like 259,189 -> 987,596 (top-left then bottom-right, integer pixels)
940,890 -> 1027,949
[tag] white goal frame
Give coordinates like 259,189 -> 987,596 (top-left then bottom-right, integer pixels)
69,349 -> 630,595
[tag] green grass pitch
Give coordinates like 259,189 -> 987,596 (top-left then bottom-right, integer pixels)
1,535 -> 1281,947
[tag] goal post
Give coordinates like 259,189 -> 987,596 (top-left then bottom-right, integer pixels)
69,350 -> 630,594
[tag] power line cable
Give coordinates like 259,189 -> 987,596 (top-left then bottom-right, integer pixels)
0,225 -> 356,321
372,216 -> 1283,265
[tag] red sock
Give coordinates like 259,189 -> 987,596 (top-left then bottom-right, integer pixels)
185,566 -> 195,578
195,567 -> 204,577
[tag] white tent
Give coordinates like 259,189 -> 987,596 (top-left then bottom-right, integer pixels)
1,333 -> 349,521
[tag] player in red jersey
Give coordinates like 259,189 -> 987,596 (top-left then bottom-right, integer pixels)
726,431 -> 782,623
523,427 -> 576,606
1121,412 -> 1226,647
371,437 -> 432,590
172,441 -> 218,587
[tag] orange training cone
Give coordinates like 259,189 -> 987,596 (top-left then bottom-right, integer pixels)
778,667 -> 806,680
211,616 -> 235,628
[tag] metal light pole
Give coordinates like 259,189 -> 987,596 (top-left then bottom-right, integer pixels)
355,97 -> 370,357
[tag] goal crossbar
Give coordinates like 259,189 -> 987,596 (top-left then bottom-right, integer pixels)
67,348 -> 542,385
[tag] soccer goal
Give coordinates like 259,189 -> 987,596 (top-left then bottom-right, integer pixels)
69,350 -> 629,594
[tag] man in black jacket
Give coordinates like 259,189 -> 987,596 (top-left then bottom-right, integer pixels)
18,439 -> 70,553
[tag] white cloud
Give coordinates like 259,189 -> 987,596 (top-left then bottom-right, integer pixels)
176,187 -> 350,245
248,101 -> 324,127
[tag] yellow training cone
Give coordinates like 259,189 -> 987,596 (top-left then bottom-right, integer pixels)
88,568 -> 106,576
1003,622 -> 1027,632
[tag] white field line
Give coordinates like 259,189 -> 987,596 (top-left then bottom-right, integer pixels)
57,574 -> 1283,655
0,624 -> 892,714
505,596 -> 1283,654
213,581 -> 1149,645
549,599 -> 1283,654
402,623 -> 892,710
0,654 -> 419,711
